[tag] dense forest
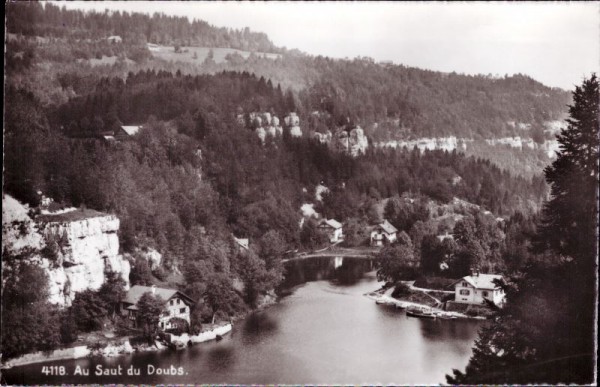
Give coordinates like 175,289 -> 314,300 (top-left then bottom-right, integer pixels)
5,2 -> 280,52
446,75 -> 598,384
4,2 -> 573,179
2,4 -> 597,383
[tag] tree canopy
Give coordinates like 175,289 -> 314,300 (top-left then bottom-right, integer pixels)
448,74 -> 598,385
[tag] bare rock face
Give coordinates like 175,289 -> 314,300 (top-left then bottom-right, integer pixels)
332,126 -> 368,156
251,111 -> 283,143
129,247 -> 162,271
313,131 -> 332,144
2,195 -> 130,307
284,112 -> 300,127
255,127 -> 267,142
289,126 -> 302,137
266,125 -> 283,137
40,214 -> 131,306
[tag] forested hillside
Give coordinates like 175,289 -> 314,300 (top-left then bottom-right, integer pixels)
4,3 -> 593,370
6,2 -> 279,52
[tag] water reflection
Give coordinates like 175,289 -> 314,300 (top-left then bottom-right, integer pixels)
4,256 -> 481,385
419,319 -> 485,341
206,346 -> 236,372
279,257 -> 373,291
242,311 -> 279,343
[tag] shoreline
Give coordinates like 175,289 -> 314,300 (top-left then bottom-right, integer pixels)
1,322 -> 233,369
365,286 -> 486,320
2,290 -> 280,370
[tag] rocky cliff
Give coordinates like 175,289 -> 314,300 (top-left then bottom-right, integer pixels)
2,195 -> 130,306
332,126 -> 369,156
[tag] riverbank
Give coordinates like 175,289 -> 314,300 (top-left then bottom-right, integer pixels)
365,285 -> 487,320
1,323 -> 233,369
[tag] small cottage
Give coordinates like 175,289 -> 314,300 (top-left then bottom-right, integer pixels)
452,273 -> 505,307
121,285 -> 195,330
318,218 -> 343,243
370,219 -> 398,246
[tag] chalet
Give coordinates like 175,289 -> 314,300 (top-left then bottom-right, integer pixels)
121,285 -> 195,330
452,273 -> 505,307
318,218 -> 343,243
370,219 -> 398,246
115,125 -> 142,140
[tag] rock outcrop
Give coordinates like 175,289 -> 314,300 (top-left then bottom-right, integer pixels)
249,111 -> 284,143
284,112 -> 302,137
2,195 -> 130,307
332,126 -> 368,156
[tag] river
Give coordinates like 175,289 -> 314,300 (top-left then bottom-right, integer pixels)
4,256 -> 482,385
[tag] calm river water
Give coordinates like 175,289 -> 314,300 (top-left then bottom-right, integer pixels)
4,257 -> 482,385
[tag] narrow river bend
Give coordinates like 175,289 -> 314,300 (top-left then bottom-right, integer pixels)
4,257 -> 482,385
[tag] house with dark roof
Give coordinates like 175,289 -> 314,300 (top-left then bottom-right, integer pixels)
452,272 -> 505,306
121,285 -> 195,330
370,219 -> 398,246
318,218 -> 343,243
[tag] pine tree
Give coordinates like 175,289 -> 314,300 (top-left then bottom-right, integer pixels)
535,74 -> 599,265
448,75 -> 599,384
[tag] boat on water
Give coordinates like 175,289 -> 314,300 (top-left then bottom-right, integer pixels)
406,307 -> 436,319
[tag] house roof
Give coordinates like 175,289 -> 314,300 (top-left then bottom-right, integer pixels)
234,236 -> 249,250
456,274 -> 504,290
320,219 -> 342,229
379,219 -> 398,234
120,125 -> 141,136
123,285 -> 195,306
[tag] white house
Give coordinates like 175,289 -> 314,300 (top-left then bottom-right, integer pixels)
318,219 -> 343,243
453,273 -> 505,307
370,219 -> 398,246
107,35 -> 122,43
121,285 -> 195,330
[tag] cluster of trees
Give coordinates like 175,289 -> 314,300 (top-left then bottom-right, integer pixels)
6,2 -> 280,53
375,200 -> 541,283
3,68 -> 555,358
5,2 -> 572,180
447,75 -> 598,384
5,69 -> 551,266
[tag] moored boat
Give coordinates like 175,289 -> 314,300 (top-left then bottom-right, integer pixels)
406,307 -> 436,319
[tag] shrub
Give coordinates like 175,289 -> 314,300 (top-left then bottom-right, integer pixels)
391,282 -> 412,298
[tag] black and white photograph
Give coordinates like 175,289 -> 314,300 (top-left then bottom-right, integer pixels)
1,1 -> 598,385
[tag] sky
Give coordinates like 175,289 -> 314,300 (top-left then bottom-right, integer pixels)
58,1 -> 599,90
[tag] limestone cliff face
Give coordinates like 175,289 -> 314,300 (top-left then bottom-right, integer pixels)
332,127 -> 368,156
2,195 -> 130,307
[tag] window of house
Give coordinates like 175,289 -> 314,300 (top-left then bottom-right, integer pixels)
461,282 -> 468,287
177,299 -> 181,305
170,300 -> 174,306
482,291 -> 489,297
460,289 -> 470,295
180,307 -> 186,313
